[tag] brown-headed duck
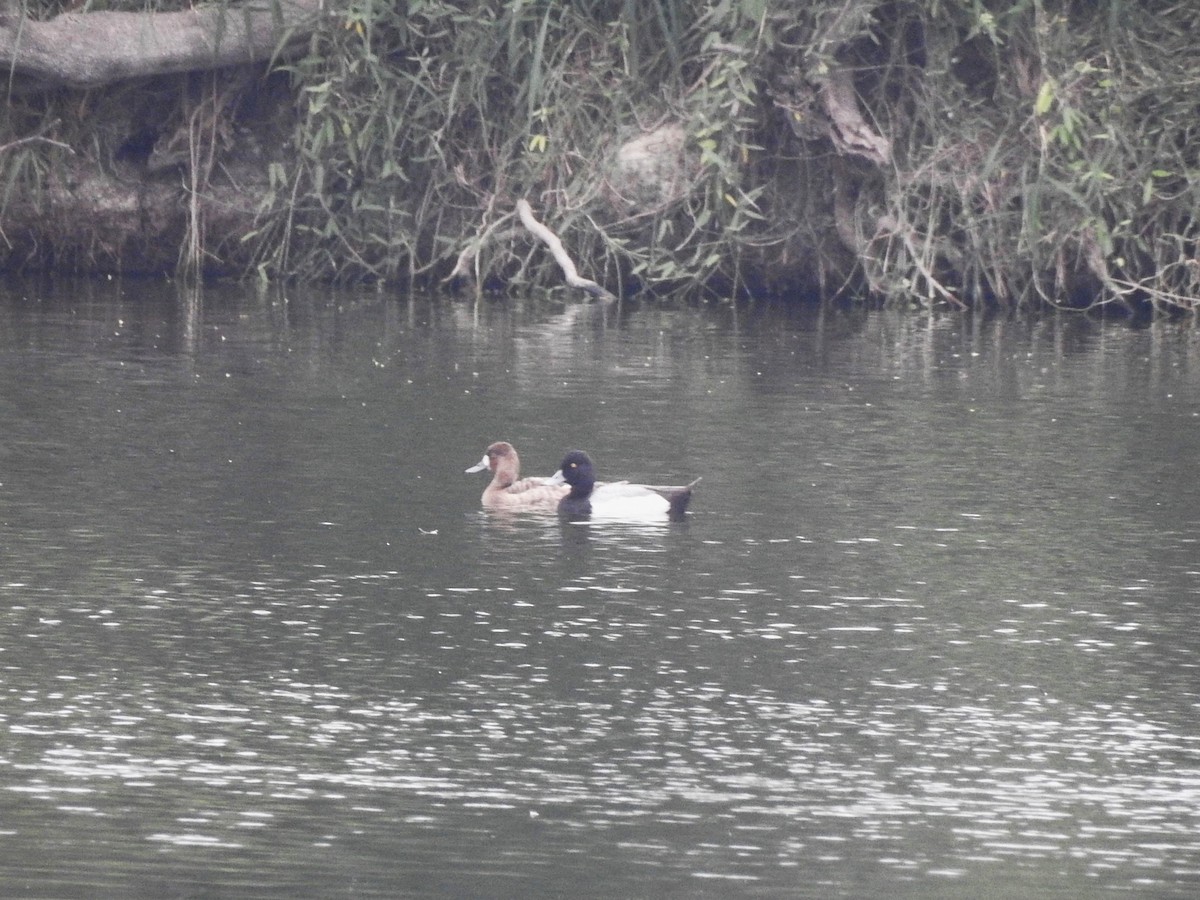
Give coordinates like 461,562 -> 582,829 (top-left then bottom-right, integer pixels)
549,450 -> 699,522
465,441 -> 568,511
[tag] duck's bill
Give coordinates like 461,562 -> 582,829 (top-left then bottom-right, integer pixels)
548,469 -> 566,486
465,455 -> 489,474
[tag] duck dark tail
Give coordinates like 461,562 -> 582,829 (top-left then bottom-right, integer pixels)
646,476 -> 701,521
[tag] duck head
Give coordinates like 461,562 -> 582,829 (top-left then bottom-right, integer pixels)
465,440 -> 520,487
550,450 -> 596,498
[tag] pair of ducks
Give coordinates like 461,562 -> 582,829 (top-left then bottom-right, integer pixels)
466,441 -> 699,521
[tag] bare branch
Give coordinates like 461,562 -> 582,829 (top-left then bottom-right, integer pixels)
516,199 -> 616,301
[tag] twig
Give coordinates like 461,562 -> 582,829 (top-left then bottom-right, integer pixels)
877,212 -> 965,309
1109,276 -> 1199,313
899,229 -> 965,309
0,134 -> 73,154
443,211 -> 516,284
516,199 -> 616,300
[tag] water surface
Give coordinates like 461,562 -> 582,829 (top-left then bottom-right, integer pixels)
1,280 -> 1198,897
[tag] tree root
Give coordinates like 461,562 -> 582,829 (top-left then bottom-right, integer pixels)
817,68 -> 891,167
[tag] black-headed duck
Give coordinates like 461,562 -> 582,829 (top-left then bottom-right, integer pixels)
465,441 -> 568,511
550,450 -> 699,522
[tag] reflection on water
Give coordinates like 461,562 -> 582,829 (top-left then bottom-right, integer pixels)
1,279 -> 1199,897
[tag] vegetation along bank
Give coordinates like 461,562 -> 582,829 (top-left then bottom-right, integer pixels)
0,1 -> 1197,312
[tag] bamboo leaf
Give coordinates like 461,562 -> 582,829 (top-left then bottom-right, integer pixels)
1034,79 -> 1056,116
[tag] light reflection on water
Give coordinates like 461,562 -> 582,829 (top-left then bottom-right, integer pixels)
7,632 -> 1199,894
1,281 -> 1199,896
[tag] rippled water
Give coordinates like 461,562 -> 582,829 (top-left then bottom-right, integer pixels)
1,280 -> 1198,897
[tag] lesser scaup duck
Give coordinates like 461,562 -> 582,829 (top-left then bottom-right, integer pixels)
549,450 -> 699,522
465,441 -> 568,511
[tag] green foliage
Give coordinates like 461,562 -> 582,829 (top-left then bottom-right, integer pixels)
260,0 -> 1200,307
251,0 -> 781,295
1,0 -> 1198,309
844,0 -> 1200,310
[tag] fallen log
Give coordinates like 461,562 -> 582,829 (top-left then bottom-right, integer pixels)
0,0 -> 323,90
